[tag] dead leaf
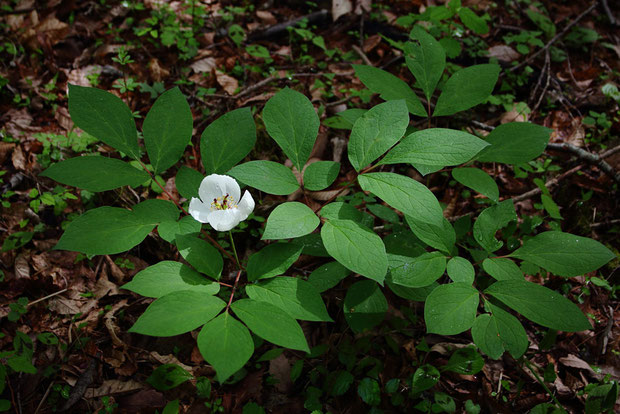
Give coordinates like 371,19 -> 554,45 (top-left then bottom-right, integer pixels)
269,354 -> 292,393
0,142 -> 15,164
487,45 -> 520,62
190,57 -> 216,73
148,58 -> 169,82
84,380 -> 143,398
216,70 -> 239,95
332,0 -> 353,21
363,34 -> 382,53
256,10 -> 277,25
11,146 -> 26,170
22,13 -> 69,49
149,352 -> 195,375
14,254 -> 31,279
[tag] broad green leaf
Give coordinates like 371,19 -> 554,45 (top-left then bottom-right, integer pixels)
391,252 -> 446,288
433,64 -> 500,117
201,107 -> 256,174
328,371 -> 354,396
158,215 -> 201,244
452,167 -> 499,202
262,202 -> 319,240
447,256 -> 475,284
357,378 -> 381,406
320,202 -> 373,228
473,199 -> 516,252
509,231 -> 615,277
412,365 -> 440,393
482,258 -> 523,281
197,312 -> 253,382
321,219 -> 387,284
424,283 -> 479,335
55,207 -> 155,255
303,161 -> 340,191
386,274 -> 437,301
231,299 -> 310,352
246,276 -> 331,321
132,199 -> 179,223
347,100 -> 409,171
246,243 -> 303,281
485,280 -> 592,331
353,64 -> 426,116
291,233 -> 329,257
359,173 -> 443,227
343,280 -> 387,333
176,234 -> 223,279
380,128 -> 489,167
443,347 -> 484,375
121,261 -> 219,298
143,87 -> 193,174
228,160 -> 299,195
324,108 -> 367,130
175,166 -> 202,199
147,364 -> 193,391
458,7 -> 489,34
307,261 -> 350,292
488,302 -> 528,358
40,156 -> 149,192
541,194 -> 562,219
262,88 -> 319,171
476,122 -> 551,164
406,26 -> 446,100
162,400 -> 179,414
129,291 -> 225,336
366,203 -> 400,224
406,215 -> 456,254
68,84 -> 139,158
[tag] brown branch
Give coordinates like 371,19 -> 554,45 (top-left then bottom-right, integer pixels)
509,2 -> 597,72
225,269 -> 243,313
546,142 -> 620,184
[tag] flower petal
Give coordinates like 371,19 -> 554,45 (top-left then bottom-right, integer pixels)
208,209 -> 242,232
189,198 -> 211,223
198,174 -> 241,205
237,190 -> 255,221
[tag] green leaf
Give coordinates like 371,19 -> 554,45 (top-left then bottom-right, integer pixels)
391,252 -> 446,288
447,256 -> 475,284
175,166 -> 203,199
55,207 -> 156,255
458,7 -> 489,34
509,231 -> 615,277
162,400 -> 179,414
307,261 -> 350,292
246,243 -> 303,281
475,123 -> 552,164
482,258 -> 523,281
231,299 -> 310,352
485,280 -> 592,331
452,167 -> 499,202
303,161 -> 340,191
433,64 -> 500,117
424,283 -> 479,335
158,215 -> 201,244
406,215 -> 456,254
40,156 -> 149,192
129,291 -> 225,336
477,302 -> 528,359
443,347 -> 484,374
358,173 -> 443,227
367,203 -> 400,224
343,280 -> 387,333
321,219 -> 387,284
262,202 -> 319,240
473,199 -> 516,252
146,364 -> 193,391
320,202 -> 373,228
347,100 -> 409,171
386,274 -> 437,301
357,378 -> 381,406
406,26 -> 446,100
143,87 -> 193,174
353,64 -> 426,116
262,88 -> 319,171
6,356 -> 36,374
68,84 -> 139,158
228,160 -> 299,195
132,199 -> 179,223
176,234 -> 223,279
328,371 -> 354,396
412,365 -> 440,393
380,128 -> 489,167
121,261 -> 219,298
246,276 -> 332,321
201,107 -> 256,174
197,312 -> 254,382
324,108 -> 367,130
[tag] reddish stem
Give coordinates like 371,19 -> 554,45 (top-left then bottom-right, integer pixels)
225,269 -> 243,312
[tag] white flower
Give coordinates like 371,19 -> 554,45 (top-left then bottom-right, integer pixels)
188,174 -> 255,232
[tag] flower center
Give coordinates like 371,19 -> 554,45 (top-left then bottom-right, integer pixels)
211,193 -> 237,210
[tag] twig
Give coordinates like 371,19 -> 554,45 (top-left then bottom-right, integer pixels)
590,218 -> 620,229
33,382 -> 53,414
352,44 -> 373,66
511,165 -> 583,203
509,2 -> 597,72
600,0 -> 618,26
247,9 -> 329,41
547,142 -> 620,183
27,289 -> 68,308
531,50 -> 552,114
225,269 -> 242,313
599,144 -> 620,159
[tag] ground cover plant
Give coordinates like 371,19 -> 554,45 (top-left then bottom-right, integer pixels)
0,1 -> 619,413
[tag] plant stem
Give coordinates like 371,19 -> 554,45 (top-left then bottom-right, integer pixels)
225,269 -> 242,313
228,231 -> 241,270
523,359 -> 566,413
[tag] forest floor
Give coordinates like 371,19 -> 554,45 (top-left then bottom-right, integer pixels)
0,0 -> 619,413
